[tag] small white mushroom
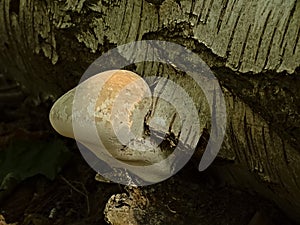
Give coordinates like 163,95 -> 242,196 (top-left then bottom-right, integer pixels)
49,70 -> 200,184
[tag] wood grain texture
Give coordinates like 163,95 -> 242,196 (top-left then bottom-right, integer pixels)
178,0 -> 300,73
0,0 -> 299,97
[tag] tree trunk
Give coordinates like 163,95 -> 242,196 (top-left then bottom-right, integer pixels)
0,0 -> 299,222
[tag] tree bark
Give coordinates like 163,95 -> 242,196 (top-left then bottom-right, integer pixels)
0,0 -> 299,222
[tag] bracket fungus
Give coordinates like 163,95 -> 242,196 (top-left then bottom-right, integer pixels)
49,70 -> 201,184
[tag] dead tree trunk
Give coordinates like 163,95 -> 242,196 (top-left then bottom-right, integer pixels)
0,0 -> 299,222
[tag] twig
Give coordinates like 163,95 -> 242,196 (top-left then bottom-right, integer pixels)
60,175 -> 90,215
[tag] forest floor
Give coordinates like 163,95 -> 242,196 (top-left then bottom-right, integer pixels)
0,147 -> 298,225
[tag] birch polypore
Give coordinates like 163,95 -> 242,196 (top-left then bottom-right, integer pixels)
49,70 -> 199,183
50,70 -> 153,158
